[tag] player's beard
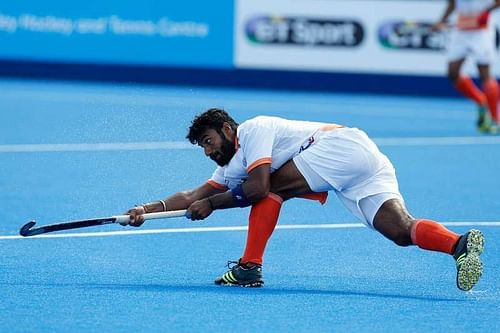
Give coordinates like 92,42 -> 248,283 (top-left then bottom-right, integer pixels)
211,136 -> 235,167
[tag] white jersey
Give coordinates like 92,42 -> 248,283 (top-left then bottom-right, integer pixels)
454,0 -> 494,30
447,0 -> 495,62
207,116 -> 403,227
207,116 -> 342,190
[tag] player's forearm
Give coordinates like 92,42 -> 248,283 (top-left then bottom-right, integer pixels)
205,164 -> 271,210
440,3 -> 456,23
487,1 -> 500,12
208,181 -> 268,210
207,191 -> 237,210
142,191 -> 196,213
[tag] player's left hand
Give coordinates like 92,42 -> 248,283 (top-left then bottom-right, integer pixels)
187,198 -> 213,221
430,21 -> 447,32
123,205 -> 146,227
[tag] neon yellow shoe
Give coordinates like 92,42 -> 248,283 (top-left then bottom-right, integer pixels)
487,122 -> 499,135
453,230 -> 485,291
477,105 -> 492,133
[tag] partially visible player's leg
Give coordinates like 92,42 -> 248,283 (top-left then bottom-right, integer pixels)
214,193 -> 282,287
452,66 -> 491,132
372,198 -> 485,291
240,193 -> 283,266
450,59 -> 487,108
471,29 -> 498,133
478,64 -> 499,132
446,30 -> 493,132
448,58 -> 465,82
270,159 -> 316,199
372,199 -> 459,251
364,197 -> 414,246
446,32 -> 480,100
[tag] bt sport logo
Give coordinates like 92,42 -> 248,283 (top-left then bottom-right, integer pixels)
378,21 -> 446,50
245,16 -> 364,47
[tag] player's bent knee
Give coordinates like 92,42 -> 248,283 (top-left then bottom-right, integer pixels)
391,232 -> 413,247
375,221 -> 413,247
373,199 -> 414,247
448,72 -> 459,82
376,222 -> 412,246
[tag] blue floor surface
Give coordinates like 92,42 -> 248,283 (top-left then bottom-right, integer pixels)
0,79 -> 498,332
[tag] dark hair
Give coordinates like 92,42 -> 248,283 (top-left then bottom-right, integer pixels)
186,108 -> 238,144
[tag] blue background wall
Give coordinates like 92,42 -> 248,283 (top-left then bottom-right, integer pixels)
0,1 -> 233,68
0,1 -> 464,96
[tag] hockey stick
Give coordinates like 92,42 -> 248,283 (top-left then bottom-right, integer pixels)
19,210 -> 187,237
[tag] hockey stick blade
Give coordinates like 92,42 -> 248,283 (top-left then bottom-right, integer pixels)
20,221 -> 38,236
19,210 -> 187,237
19,217 -> 117,237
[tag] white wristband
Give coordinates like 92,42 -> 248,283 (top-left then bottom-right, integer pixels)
159,200 -> 167,211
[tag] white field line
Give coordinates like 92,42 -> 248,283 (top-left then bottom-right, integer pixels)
0,221 -> 499,240
374,136 -> 500,146
0,142 -> 194,153
1,136 -> 500,153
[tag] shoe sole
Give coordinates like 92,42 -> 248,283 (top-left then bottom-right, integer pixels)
478,126 -> 500,135
215,280 -> 264,288
457,230 -> 485,291
476,107 -> 499,134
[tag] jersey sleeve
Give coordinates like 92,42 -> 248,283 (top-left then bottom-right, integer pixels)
238,119 -> 274,173
207,167 -> 228,190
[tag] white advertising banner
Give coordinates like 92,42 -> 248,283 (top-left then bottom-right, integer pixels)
235,0 -> 500,76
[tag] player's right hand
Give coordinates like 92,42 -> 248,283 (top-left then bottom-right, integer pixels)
430,22 -> 447,32
123,205 -> 146,227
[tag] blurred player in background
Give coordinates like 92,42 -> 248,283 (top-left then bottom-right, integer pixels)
433,0 -> 500,133
124,109 -> 485,291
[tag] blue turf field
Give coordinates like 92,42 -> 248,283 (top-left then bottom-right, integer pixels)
0,79 -> 499,332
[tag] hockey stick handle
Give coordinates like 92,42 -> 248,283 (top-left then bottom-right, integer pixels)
113,210 -> 188,224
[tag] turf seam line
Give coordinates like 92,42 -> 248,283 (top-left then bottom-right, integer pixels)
0,221 -> 499,240
1,136 -> 500,153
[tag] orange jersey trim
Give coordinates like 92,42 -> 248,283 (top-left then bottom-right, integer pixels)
456,14 -> 487,30
320,124 -> 344,131
234,135 -> 240,152
207,180 -> 227,190
247,157 -> 272,173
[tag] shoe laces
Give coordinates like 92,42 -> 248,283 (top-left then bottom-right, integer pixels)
226,260 -> 240,269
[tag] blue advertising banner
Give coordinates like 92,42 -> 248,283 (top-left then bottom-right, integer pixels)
0,1 -> 234,68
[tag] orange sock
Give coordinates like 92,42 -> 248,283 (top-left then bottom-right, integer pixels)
455,76 -> 487,105
410,219 -> 460,254
483,78 -> 499,123
241,193 -> 283,265
298,192 -> 328,205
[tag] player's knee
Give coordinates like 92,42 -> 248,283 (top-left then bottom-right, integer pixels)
375,221 -> 413,246
479,73 -> 491,83
378,220 -> 413,246
391,231 -> 413,247
389,221 -> 413,246
447,71 -> 459,82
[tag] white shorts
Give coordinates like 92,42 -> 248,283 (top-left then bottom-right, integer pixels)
293,127 -> 403,227
447,28 -> 495,64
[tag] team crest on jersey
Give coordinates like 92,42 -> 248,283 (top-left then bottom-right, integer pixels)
299,136 -> 315,152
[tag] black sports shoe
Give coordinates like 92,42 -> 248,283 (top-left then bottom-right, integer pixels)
477,105 -> 500,134
453,230 -> 485,291
477,105 -> 491,133
214,260 -> 264,287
